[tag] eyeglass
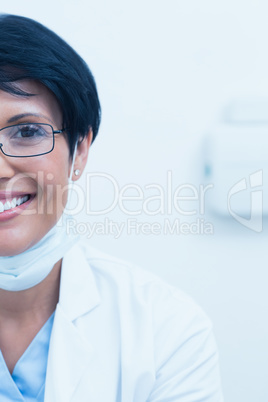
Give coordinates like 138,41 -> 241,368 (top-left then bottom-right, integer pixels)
0,123 -> 65,158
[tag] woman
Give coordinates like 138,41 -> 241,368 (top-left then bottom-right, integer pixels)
0,14 -> 223,402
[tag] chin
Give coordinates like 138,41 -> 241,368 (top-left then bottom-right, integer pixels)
0,243 -> 30,257
0,231 -> 42,257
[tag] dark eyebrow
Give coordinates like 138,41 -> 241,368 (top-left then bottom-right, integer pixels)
7,113 -> 54,125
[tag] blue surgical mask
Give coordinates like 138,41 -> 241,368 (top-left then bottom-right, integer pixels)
0,142 -> 80,291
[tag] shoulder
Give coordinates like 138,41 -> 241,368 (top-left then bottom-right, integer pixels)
76,238 -> 214,338
71,239 -> 224,401
78,238 -> 198,299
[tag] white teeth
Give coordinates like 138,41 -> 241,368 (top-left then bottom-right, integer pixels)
4,201 -> 11,211
16,196 -> 30,207
0,195 -> 30,214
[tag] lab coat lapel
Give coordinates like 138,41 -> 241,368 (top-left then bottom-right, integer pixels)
44,242 -> 100,402
44,304 -> 92,402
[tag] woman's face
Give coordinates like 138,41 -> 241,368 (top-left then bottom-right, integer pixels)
0,80 -> 75,256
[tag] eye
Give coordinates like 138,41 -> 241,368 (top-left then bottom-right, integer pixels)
0,123 -> 54,157
14,124 -> 49,139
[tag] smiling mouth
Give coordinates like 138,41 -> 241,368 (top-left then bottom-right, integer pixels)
0,195 -> 32,213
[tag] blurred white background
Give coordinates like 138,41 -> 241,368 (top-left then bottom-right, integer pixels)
2,1 -> 268,400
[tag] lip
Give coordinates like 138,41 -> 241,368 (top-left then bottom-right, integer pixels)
0,193 -> 36,222
0,191 -> 35,201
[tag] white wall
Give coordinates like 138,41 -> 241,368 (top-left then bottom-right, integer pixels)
2,1 -> 268,400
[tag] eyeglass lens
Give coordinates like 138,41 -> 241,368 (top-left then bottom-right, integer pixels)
0,123 -> 54,157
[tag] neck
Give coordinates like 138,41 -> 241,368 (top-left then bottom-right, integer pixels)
0,259 -> 62,323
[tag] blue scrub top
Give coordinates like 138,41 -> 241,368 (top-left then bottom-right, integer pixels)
0,312 -> 55,401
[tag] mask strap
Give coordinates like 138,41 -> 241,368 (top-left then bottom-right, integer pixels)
69,141 -> 78,183
62,141 -> 78,217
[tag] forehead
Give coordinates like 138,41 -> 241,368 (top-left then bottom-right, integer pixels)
0,80 -> 62,127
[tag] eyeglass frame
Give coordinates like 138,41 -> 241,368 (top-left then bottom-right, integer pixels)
0,123 -> 66,158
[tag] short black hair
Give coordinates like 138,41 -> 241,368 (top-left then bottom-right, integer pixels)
0,14 -> 101,156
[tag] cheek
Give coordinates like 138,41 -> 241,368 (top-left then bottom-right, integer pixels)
34,168 -> 70,218
23,146 -> 72,215
44,174 -> 70,212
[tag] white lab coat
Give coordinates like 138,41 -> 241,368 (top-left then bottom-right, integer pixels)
44,240 -> 224,402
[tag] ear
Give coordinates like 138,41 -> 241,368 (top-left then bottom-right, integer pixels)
71,129 -> 93,181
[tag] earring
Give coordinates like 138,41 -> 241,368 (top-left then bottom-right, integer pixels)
74,169 -> 80,176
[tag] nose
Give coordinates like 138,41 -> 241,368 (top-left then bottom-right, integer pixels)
0,146 -> 16,180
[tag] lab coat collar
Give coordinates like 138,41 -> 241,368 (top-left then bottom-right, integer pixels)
45,303 -> 93,401
44,242 -> 100,401
58,241 -> 101,321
